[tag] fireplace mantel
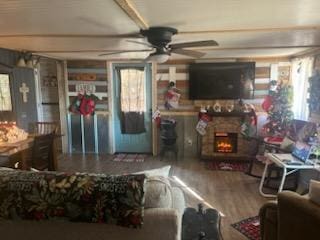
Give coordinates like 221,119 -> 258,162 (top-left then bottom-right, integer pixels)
206,111 -> 251,117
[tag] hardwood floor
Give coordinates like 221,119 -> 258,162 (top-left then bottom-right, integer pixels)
58,154 -> 267,240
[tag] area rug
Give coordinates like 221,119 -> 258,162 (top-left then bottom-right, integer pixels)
112,153 -> 146,162
231,216 -> 260,240
206,161 -> 249,172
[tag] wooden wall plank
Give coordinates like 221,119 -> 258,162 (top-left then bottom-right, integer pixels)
254,83 -> 269,90
255,67 -> 270,78
68,73 -> 108,81
67,60 -> 106,69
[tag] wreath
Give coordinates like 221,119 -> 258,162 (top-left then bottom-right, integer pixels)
69,94 -> 98,115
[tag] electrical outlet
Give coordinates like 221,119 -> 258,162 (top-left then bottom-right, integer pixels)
187,139 -> 192,146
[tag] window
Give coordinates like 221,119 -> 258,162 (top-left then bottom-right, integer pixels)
0,73 -> 12,111
119,68 -> 146,113
291,57 -> 314,120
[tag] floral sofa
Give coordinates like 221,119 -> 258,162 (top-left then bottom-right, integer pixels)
0,166 -> 185,240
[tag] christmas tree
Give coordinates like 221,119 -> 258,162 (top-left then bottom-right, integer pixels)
262,80 -> 294,136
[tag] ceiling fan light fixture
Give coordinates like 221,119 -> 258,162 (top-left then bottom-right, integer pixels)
147,51 -> 170,63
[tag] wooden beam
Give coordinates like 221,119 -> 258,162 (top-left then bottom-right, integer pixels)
152,62 -> 158,156
29,45 -> 319,55
107,61 -> 115,154
56,60 -> 69,153
0,33 -> 141,38
32,49 -> 151,53
165,56 -> 291,64
290,47 -> 320,58
195,45 -> 320,51
114,0 -> 149,30
179,25 -> 320,35
237,57 -> 291,62
1,25 -> 320,39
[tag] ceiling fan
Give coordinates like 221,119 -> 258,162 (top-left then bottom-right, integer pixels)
99,27 -> 218,63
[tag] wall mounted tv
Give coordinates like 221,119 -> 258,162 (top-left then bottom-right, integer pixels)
189,62 -> 255,100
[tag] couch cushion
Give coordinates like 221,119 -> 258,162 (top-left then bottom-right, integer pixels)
0,167 -> 14,171
309,180 -> 320,206
171,187 -> 186,217
0,169 -> 146,228
145,176 -> 172,209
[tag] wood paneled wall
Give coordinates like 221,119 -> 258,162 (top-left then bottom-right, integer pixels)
39,59 -> 60,122
67,60 -> 108,112
66,60 -> 109,154
156,61 -> 291,112
61,59 -> 291,156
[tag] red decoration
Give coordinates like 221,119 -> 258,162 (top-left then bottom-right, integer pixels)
198,112 -> 212,122
262,95 -> 273,111
69,94 -> 97,115
79,96 -> 95,116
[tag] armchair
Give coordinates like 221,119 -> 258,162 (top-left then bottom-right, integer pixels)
259,191 -> 320,240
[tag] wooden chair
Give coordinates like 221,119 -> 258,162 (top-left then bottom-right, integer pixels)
31,133 -> 55,171
31,122 -> 59,135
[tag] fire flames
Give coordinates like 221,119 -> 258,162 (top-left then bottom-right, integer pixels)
217,141 -> 233,153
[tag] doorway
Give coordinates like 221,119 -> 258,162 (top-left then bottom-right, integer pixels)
112,63 -> 152,153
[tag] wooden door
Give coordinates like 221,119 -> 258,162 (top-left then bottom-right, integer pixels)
112,63 -> 152,153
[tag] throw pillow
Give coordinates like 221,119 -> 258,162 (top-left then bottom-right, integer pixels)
309,180 -> 320,206
144,176 -> 172,209
0,170 -> 146,228
0,167 -> 14,171
134,165 -> 171,178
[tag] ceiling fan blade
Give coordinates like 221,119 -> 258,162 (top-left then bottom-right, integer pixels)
171,48 -> 205,58
170,40 -> 218,49
99,49 -> 151,56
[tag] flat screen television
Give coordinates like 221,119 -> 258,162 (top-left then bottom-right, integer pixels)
189,62 -> 255,99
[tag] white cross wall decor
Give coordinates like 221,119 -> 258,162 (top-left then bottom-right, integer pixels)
19,83 -> 29,103
169,66 -> 176,84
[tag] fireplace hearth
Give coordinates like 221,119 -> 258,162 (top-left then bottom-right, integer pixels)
214,132 -> 237,153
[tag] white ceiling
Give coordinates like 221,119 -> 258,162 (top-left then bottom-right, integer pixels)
0,0 -> 320,60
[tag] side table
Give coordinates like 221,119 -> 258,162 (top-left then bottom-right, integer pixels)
182,204 -> 222,240
259,153 -> 316,198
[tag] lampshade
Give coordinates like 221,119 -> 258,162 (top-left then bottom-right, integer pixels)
146,52 -> 170,63
16,57 -> 26,67
26,59 -> 34,68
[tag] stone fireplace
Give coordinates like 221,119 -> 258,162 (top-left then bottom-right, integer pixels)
201,114 -> 253,160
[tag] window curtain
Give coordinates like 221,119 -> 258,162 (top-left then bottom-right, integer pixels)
116,67 -> 146,134
291,57 -> 314,120
0,74 -> 12,111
